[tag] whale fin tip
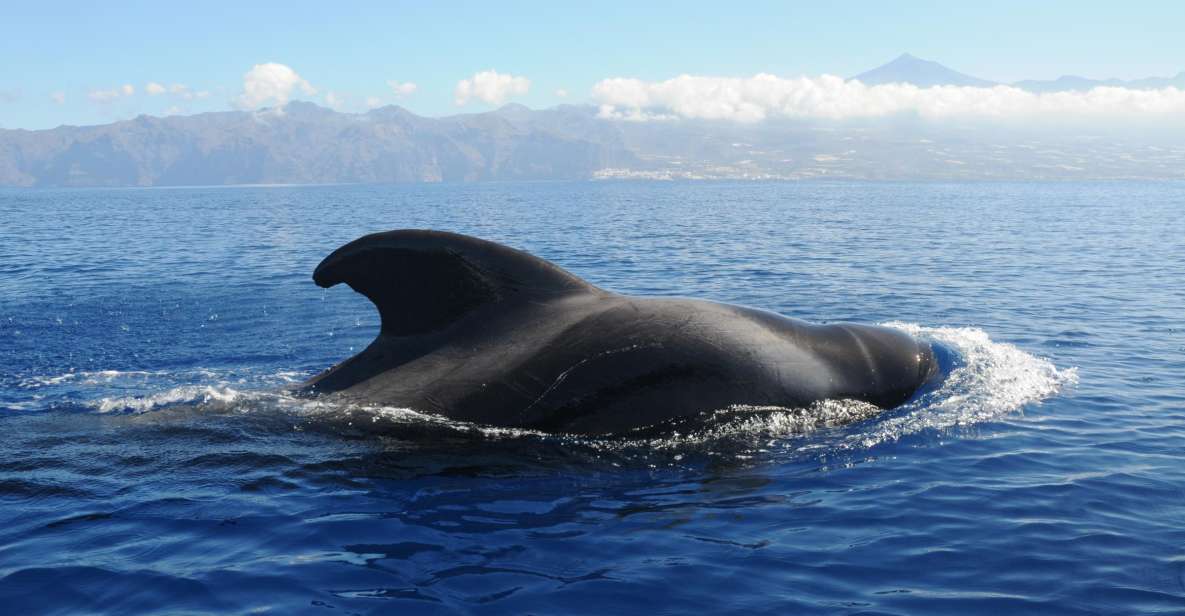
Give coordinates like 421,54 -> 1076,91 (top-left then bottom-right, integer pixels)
314,230 -> 594,336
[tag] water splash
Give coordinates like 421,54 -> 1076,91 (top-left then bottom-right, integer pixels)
16,324 -> 1076,461
94,385 -> 248,413
858,322 -> 1079,448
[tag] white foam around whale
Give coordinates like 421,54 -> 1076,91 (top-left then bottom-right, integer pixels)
577,322 -> 1078,453
60,323 -> 1076,455
94,385 -> 247,413
854,322 -> 1078,447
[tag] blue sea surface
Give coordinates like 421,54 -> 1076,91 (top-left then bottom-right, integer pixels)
1,181 -> 1182,614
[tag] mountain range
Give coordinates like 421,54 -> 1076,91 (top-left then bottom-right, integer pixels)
0,102 -> 637,187
852,53 -> 1185,91
2,55 -> 1183,187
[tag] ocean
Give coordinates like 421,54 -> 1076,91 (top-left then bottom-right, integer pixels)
1,181 -> 1182,614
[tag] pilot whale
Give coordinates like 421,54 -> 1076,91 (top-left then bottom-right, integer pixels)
303,230 -> 938,436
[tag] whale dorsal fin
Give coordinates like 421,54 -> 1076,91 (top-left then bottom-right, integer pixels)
313,230 -> 597,336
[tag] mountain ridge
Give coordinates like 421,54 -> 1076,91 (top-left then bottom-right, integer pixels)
851,53 -> 1185,92
0,103 -> 636,187
5,59 -> 1185,187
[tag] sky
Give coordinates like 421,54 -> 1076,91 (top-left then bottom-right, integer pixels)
2,1 -> 1185,129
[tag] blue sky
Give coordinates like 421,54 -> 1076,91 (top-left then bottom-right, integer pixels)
2,1 -> 1184,129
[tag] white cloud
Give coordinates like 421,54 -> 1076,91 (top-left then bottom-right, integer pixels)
88,87 -> 125,103
89,82 -> 212,105
454,70 -> 530,106
387,80 -> 417,97
555,88 -> 569,98
50,91 -> 65,105
325,91 -> 344,109
148,83 -> 211,100
365,96 -> 383,109
177,85 -> 209,100
236,63 -> 316,109
592,73 -> 1185,122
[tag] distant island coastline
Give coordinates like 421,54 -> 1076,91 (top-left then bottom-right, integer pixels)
4,55 -> 1183,187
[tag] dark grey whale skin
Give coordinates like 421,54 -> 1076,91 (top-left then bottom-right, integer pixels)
304,230 -> 938,436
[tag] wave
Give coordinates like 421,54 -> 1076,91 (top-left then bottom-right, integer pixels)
863,322 -> 1078,448
540,323 -> 1076,455
17,368 -> 308,390
10,324 -> 1076,460
93,385 -> 248,413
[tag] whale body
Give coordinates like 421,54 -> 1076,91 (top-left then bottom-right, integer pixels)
304,230 -> 938,436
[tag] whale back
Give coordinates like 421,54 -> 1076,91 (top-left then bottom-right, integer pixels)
313,230 -> 597,336
305,230 -> 938,435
